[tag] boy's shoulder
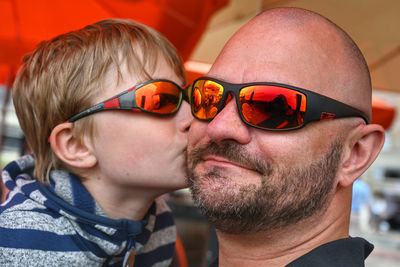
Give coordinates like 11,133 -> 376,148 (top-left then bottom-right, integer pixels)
0,197 -> 74,237
0,200 -> 84,264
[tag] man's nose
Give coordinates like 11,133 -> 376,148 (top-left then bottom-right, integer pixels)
206,96 -> 251,144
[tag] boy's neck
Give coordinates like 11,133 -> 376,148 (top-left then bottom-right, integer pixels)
81,177 -> 162,221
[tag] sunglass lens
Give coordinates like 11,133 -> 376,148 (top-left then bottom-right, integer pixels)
192,79 -> 224,120
239,85 -> 306,129
135,81 -> 181,114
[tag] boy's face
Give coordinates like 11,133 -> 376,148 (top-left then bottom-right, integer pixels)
87,58 -> 191,195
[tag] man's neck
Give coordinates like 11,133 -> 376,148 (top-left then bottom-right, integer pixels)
216,201 -> 350,267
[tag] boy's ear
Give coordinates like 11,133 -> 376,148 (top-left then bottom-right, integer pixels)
338,123 -> 385,187
49,122 -> 97,169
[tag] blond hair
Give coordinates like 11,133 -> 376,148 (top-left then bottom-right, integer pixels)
12,19 -> 185,183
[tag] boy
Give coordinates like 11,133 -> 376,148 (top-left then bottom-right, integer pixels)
0,19 -> 191,266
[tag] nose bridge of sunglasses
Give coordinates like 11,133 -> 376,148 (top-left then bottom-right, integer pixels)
221,92 -> 242,118
215,87 -> 235,113
225,92 -> 234,104
224,84 -> 248,113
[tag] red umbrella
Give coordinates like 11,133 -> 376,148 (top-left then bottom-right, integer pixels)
0,0 -> 228,80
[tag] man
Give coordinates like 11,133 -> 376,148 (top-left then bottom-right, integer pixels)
187,7 -> 385,267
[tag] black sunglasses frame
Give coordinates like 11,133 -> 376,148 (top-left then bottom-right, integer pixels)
68,79 -> 188,122
190,77 -> 370,131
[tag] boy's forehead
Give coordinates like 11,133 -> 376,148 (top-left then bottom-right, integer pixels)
93,56 -> 183,102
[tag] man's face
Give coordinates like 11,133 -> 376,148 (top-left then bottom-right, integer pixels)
186,22 -> 347,234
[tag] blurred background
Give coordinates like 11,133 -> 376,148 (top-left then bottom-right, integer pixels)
1,0 -> 400,266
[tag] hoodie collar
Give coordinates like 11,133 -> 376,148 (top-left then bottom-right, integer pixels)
2,155 -> 157,257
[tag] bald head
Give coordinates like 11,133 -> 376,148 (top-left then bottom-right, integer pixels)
210,7 -> 372,118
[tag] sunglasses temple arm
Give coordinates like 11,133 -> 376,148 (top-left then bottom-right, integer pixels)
306,94 -> 370,124
68,103 -> 105,122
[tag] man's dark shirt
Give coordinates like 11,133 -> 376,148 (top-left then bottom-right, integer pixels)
209,237 -> 373,267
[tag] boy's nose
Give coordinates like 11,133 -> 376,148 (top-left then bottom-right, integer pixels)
177,102 -> 193,133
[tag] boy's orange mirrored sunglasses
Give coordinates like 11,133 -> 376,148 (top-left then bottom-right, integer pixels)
190,77 -> 369,131
68,79 -> 188,122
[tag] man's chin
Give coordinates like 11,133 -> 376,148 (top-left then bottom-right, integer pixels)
190,179 -> 233,207
192,168 -> 263,192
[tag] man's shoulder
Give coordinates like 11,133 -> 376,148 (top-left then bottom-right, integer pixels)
286,237 -> 374,267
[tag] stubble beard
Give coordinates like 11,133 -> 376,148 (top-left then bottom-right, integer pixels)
187,140 -> 343,234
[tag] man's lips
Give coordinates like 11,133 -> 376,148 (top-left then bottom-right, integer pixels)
202,155 -> 257,172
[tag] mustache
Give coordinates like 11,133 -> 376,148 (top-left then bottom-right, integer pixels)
188,140 -> 272,175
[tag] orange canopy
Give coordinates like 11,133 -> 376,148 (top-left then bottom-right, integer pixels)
0,0 -> 228,76
0,0 -> 396,130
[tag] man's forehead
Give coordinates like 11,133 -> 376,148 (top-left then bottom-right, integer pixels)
208,24 -> 346,99
209,51 -> 327,96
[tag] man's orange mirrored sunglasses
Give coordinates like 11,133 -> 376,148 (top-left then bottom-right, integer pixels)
190,77 -> 369,131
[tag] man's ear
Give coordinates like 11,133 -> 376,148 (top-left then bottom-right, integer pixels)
49,123 -> 97,169
338,123 -> 385,187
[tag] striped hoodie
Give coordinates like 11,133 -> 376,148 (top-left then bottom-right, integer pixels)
0,155 -> 177,266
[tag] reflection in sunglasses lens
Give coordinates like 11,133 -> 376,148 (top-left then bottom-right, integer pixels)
240,86 -> 306,129
192,80 -> 224,120
136,82 -> 181,114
